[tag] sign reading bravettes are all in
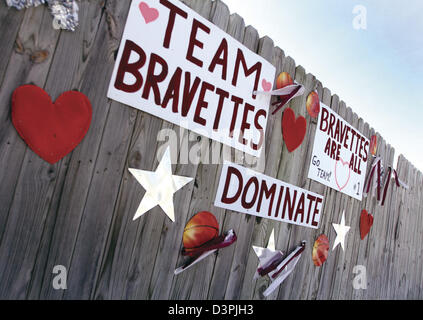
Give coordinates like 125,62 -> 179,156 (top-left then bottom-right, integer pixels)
215,162 -> 325,229
108,0 -> 276,157
308,103 -> 370,200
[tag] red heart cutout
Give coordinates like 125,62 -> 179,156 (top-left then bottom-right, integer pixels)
139,1 -> 159,24
12,85 -> 92,164
360,209 -> 374,240
282,108 -> 307,152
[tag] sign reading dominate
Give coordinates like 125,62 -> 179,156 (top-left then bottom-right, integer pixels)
308,103 -> 370,200
215,162 -> 325,229
108,0 -> 276,157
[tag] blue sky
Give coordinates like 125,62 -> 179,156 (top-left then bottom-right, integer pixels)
224,0 -> 423,172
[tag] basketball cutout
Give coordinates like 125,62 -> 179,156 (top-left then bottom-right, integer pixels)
183,211 -> 219,253
276,71 -> 294,90
312,234 -> 329,266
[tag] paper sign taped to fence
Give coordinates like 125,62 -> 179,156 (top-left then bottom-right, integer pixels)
107,0 -> 276,157
215,162 -> 325,229
307,103 -> 370,200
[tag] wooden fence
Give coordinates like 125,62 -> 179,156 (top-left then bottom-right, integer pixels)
0,0 -> 421,300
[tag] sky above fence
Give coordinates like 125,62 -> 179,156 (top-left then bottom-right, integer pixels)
224,0 -> 423,172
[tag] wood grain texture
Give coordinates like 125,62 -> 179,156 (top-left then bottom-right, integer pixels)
0,0 -> 421,300
0,1 -> 25,86
0,5 -> 59,252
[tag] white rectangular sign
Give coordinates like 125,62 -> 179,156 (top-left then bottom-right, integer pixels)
308,103 -> 370,200
108,0 -> 276,157
214,162 -> 325,229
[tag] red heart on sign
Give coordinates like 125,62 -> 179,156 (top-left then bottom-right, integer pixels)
139,2 -> 159,24
12,85 -> 92,164
282,107 -> 307,152
360,209 -> 374,240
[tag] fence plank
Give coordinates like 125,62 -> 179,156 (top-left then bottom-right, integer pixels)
0,5 -> 60,252
0,2 -> 25,86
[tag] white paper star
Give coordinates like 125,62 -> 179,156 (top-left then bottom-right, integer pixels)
128,146 -> 193,222
253,229 -> 276,256
252,229 -> 283,279
332,210 -> 351,251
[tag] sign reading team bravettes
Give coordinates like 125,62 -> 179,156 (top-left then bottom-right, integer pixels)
215,162 -> 325,229
108,0 -> 276,157
308,103 -> 370,200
